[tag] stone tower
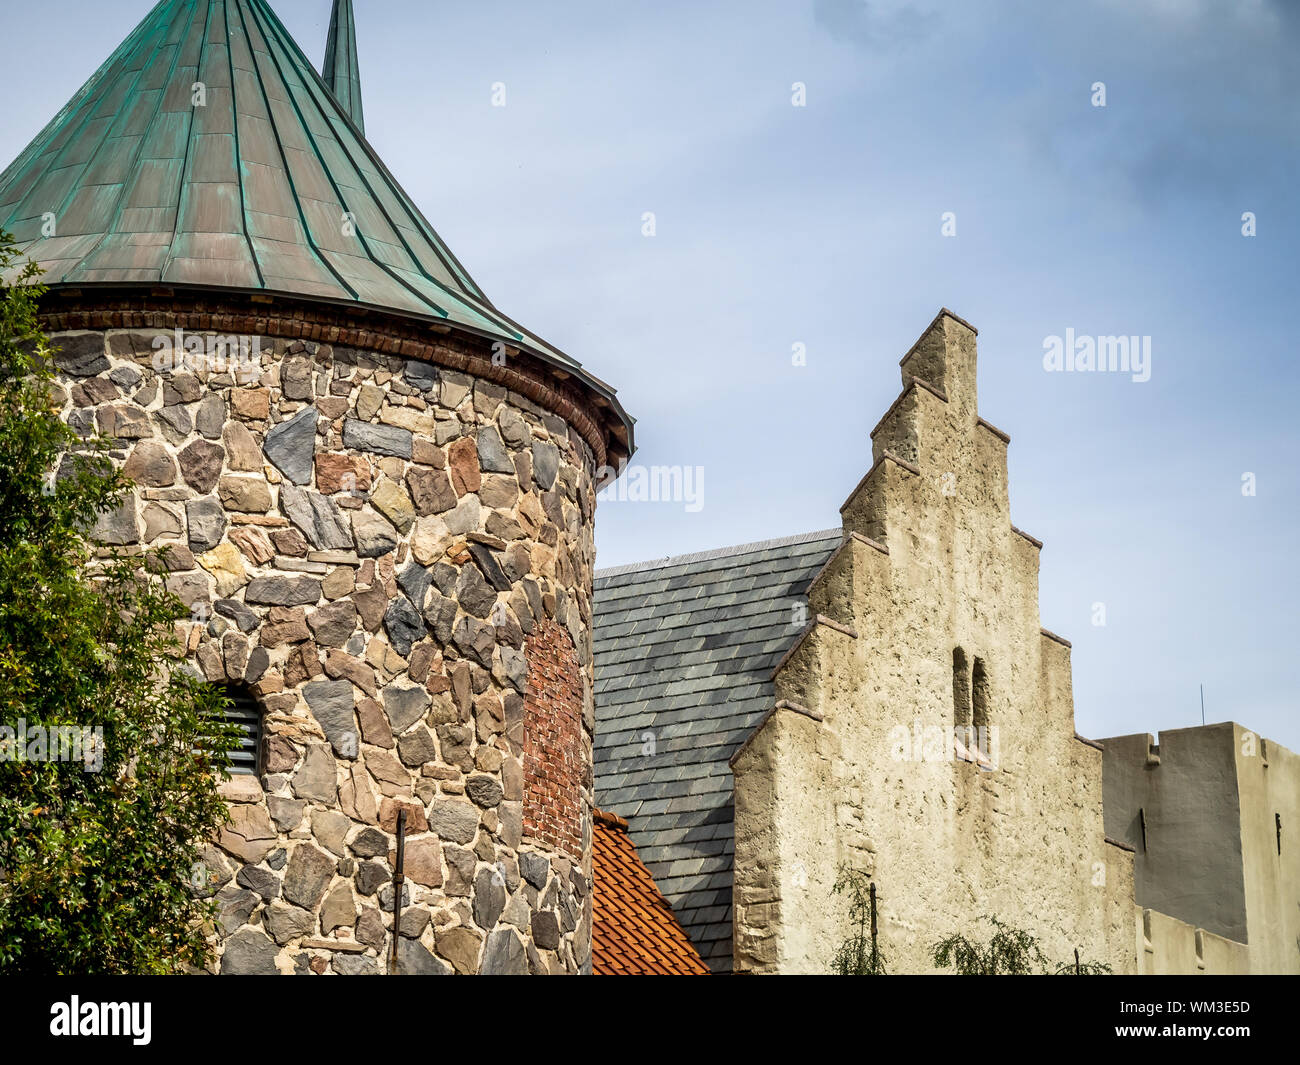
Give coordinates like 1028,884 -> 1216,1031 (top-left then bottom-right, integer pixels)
0,0 -> 632,974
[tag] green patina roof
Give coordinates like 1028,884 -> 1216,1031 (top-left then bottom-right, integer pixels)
0,0 -> 632,450
322,0 -> 363,134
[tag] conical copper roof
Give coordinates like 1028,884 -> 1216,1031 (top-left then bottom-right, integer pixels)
0,0 -> 632,453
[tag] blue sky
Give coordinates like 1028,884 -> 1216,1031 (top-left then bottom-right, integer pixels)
3,0 -> 1297,750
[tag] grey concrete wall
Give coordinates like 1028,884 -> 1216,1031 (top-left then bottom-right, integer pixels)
1102,723 -> 1247,943
1103,722 -> 1300,973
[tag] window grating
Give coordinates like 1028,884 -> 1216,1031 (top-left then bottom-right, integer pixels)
220,684 -> 261,776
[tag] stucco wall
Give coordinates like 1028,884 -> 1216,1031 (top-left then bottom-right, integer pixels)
733,311 -> 1135,974
1138,907 -> 1250,975
1236,728 -> 1300,973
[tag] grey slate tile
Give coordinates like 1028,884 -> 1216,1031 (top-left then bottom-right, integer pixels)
593,527 -> 842,969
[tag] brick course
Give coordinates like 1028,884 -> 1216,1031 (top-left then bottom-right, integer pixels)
523,619 -> 584,859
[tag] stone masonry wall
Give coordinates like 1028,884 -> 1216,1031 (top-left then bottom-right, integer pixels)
48,322 -> 599,974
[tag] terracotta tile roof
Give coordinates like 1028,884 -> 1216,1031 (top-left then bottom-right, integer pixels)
592,808 -> 710,975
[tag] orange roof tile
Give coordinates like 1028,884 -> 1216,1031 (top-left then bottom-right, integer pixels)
592,809 -> 711,975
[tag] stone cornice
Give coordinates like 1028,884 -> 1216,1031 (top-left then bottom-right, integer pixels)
728,699 -> 824,769
869,375 -> 949,440
769,613 -> 858,682
838,450 -> 921,516
1040,627 -> 1072,649
1012,525 -> 1043,549
976,416 -> 1010,444
896,307 -> 979,367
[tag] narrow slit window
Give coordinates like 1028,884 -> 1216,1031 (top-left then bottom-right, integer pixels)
952,647 -> 971,730
972,657 -> 990,733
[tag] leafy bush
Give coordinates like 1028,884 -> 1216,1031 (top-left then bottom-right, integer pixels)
932,915 -> 1112,975
0,231 -> 239,973
831,867 -> 888,975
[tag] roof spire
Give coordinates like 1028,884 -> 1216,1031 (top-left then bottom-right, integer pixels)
322,0 -> 364,133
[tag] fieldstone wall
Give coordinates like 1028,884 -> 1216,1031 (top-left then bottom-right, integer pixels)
48,322 -> 600,975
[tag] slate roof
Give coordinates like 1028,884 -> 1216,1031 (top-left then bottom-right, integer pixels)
0,0 -> 632,450
592,809 -> 710,975
593,528 -> 843,971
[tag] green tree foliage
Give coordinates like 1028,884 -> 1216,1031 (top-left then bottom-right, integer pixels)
931,915 -> 1112,975
831,867 -> 888,974
0,231 -> 239,973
